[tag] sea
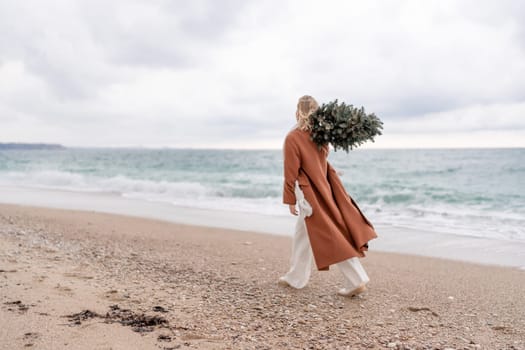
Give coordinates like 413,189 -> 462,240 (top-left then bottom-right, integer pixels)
0,147 -> 524,244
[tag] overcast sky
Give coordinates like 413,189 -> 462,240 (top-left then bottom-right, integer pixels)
1,0 -> 524,148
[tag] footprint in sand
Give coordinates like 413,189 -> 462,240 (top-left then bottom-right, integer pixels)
63,272 -> 94,280
33,275 -> 48,283
102,289 -> 128,302
54,284 -> 74,295
180,333 -> 205,341
22,331 -> 40,347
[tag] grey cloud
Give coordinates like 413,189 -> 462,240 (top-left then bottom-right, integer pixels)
0,0 -> 250,102
460,0 -> 525,50
380,95 -> 465,119
0,2 -> 123,100
167,0 -> 248,39
1,0 -> 525,147
80,0 -> 249,69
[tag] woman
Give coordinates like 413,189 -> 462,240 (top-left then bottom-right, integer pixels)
279,95 -> 378,297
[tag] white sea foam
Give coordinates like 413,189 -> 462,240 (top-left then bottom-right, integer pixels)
0,170 -> 288,217
0,170 -> 208,197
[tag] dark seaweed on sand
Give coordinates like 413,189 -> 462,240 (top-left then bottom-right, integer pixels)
65,304 -> 169,333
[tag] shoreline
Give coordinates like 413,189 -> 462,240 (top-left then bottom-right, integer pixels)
1,185 -> 525,270
1,203 -> 524,349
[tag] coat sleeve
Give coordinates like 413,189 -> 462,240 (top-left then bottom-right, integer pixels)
282,134 -> 301,205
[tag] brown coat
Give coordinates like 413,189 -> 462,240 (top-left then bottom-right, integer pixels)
283,128 -> 378,270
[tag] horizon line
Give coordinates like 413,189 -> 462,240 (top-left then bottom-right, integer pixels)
2,142 -> 524,151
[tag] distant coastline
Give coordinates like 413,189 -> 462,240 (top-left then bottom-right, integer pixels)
0,143 -> 65,150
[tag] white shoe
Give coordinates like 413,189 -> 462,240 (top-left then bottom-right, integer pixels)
278,276 -> 291,287
338,284 -> 367,297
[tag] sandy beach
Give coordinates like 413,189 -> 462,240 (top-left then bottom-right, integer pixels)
1,203 -> 524,349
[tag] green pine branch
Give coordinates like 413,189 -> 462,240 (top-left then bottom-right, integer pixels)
309,99 -> 384,152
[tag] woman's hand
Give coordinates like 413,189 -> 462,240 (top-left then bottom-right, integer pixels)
289,204 -> 298,216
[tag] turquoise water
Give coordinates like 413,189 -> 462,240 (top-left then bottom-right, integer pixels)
0,148 -> 524,241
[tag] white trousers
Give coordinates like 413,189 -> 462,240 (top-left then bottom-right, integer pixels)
281,183 -> 370,290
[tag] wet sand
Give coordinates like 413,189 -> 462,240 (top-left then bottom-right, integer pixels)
1,204 -> 524,349
3,185 -> 525,270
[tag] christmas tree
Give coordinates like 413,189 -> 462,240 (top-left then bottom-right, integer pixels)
309,100 -> 383,152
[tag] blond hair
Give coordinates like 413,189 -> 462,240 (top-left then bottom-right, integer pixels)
296,95 -> 319,131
